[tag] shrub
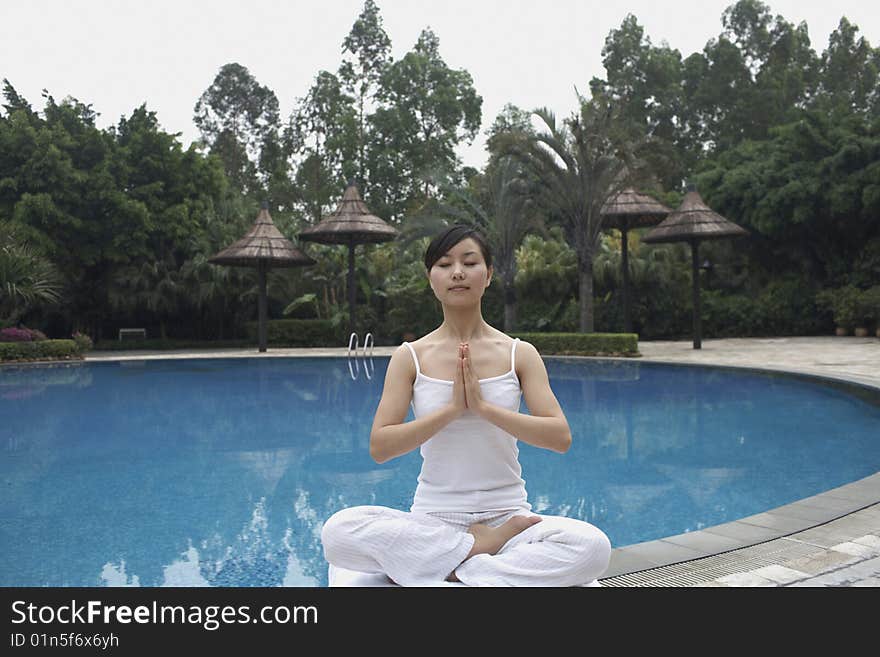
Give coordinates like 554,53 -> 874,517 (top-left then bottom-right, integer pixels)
72,332 -> 94,353
702,279 -> 825,337
0,326 -> 47,342
856,285 -> 880,328
244,319 -> 341,346
816,286 -> 862,329
0,339 -> 80,361
511,332 -> 639,357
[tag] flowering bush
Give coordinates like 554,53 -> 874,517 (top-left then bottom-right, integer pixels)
0,327 -> 37,342
72,331 -> 94,353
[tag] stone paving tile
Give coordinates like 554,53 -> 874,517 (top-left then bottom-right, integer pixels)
748,565 -> 809,584
767,502 -> 842,523
850,577 -> 880,587
655,530 -> 750,554
604,549 -> 664,577
738,512 -> 815,533
784,556 -> 880,587
852,535 -> 880,550
831,541 -> 878,558
793,496 -> 868,514
701,521 -> 785,543
717,571 -> 778,587
845,557 -> 880,577
782,550 -> 859,575
788,570 -> 856,586
787,528 -> 852,548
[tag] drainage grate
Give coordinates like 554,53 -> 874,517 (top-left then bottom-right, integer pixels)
600,538 -> 824,587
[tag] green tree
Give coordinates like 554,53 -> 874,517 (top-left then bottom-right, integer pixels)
338,0 -> 392,184
591,2 -> 819,180
696,109 -> 880,289
287,71 -> 358,222
2,82 -> 230,338
510,95 -> 647,332
194,63 -> 281,194
112,105 -> 225,263
6,92 -> 151,337
370,28 -> 482,222
680,0 -> 816,154
406,155 -> 542,331
485,103 -> 534,157
589,14 -> 686,188
813,17 -> 880,116
513,228 -> 578,331
109,256 -> 182,340
0,222 -> 62,324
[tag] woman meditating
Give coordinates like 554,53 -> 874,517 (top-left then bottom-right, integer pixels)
321,224 -> 611,586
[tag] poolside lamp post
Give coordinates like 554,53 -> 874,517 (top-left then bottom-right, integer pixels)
209,202 -> 315,353
298,182 -> 398,337
600,188 -> 673,333
641,185 -> 748,350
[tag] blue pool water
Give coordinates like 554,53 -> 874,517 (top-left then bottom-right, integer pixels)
1,357 -> 878,587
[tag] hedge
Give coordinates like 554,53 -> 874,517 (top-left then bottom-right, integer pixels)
245,319 -> 341,347
511,332 -> 639,357
0,339 -> 81,362
94,338 -> 250,351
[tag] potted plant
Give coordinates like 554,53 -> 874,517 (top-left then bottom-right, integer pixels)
817,288 -> 849,335
816,286 -> 860,336
860,286 -> 880,338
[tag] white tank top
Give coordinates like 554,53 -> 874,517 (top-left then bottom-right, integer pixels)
402,339 -> 531,514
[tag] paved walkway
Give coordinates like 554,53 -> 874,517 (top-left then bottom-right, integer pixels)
87,336 -> 880,587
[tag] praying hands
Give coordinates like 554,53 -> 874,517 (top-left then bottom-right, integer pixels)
455,342 -> 485,415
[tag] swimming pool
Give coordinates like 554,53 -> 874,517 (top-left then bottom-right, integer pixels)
1,356 -> 878,587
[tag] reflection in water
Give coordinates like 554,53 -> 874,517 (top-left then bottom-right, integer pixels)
2,357 -> 879,587
161,547 -> 211,586
100,561 -> 140,587
96,499 -> 319,587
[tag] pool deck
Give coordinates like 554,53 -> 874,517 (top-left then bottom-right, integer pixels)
84,336 -> 880,587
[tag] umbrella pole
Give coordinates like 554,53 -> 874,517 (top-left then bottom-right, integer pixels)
621,227 -> 631,333
258,260 -> 268,353
691,241 -> 701,350
348,242 -> 356,336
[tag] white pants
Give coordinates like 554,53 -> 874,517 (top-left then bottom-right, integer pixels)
321,505 -> 611,587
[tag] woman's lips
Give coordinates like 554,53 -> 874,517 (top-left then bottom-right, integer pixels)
449,286 -> 469,291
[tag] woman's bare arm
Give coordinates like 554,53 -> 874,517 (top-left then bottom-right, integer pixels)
369,345 -> 466,464
466,341 -> 572,453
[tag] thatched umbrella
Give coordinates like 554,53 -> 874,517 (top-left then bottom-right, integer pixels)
642,186 -> 748,349
298,183 -> 398,335
209,202 -> 315,352
601,188 -> 673,333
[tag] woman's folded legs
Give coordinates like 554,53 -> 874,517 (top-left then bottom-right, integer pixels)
321,505 -> 475,586
322,506 -> 611,587
453,512 -> 612,587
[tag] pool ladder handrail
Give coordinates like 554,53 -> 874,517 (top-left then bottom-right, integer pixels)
347,332 -> 375,380
347,332 -> 374,358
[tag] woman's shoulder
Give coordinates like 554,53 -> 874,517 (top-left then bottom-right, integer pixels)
406,332 -> 437,354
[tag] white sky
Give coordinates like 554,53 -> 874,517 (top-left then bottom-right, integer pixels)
2,0 -> 878,169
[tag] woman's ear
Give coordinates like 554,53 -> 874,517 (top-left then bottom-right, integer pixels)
486,266 -> 493,287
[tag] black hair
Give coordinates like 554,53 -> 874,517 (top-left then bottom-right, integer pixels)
423,224 -> 493,271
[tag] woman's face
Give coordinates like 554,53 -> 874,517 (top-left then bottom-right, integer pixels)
427,237 -> 493,305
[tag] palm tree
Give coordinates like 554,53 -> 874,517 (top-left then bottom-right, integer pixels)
109,257 -> 182,340
510,95 -> 646,332
0,223 -> 63,324
403,156 -> 543,331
